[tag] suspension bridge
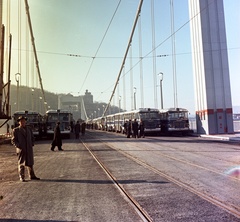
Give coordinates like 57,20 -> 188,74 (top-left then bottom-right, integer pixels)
0,0 -> 236,135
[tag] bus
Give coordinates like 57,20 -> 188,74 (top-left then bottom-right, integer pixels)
92,117 -> 106,130
159,108 -> 191,135
44,110 -> 73,138
13,111 -> 43,138
105,114 -> 115,132
113,108 -> 161,135
113,112 -> 125,133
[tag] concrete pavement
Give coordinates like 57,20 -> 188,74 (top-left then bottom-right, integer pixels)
1,132 -> 240,221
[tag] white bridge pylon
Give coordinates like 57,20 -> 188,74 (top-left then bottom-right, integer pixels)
189,0 -> 233,134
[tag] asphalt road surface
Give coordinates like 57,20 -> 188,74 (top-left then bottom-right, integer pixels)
0,130 -> 240,222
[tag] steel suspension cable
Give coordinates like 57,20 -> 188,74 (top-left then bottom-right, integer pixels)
151,0 -> 157,108
121,0 -> 216,95
130,45 -> 133,110
25,14 -> 30,107
103,0 -> 143,116
123,66 -> 126,111
78,0 -> 122,95
24,0 -> 47,112
138,14 -> 144,108
25,17 -> 29,87
170,0 -> 178,108
18,0 -> 21,75
4,0 -> 10,83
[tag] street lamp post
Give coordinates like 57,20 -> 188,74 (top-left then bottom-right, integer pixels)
98,108 -> 100,117
102,105 -> 105,116
15,73 -> 21,111
39,97 -> 42,114
133,87 -> 136,110
31,88 -> 35,110
119,96 -> 121,113
158,72 -> 164,109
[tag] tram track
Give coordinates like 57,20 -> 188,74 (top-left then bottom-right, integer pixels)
83,132 -> 240,220
81,139 -> 153,222
146,135 -> 240,165
133,141 -> 240,181
106,130 -> 240,172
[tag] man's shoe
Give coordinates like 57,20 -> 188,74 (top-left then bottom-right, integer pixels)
50,148 -> 54,151
58,149 -> 64,151
20,178 -> 26,182
30,176 -> 40,180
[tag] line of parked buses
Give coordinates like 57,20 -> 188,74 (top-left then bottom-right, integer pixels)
12,110 -> 74,139
12,107 -> 192,139
89,107 -> 192,136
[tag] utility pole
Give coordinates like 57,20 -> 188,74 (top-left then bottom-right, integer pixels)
0,0 -> 3,116
0,24 -> 4,116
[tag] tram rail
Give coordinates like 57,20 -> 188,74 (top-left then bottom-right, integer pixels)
81,139 -> 153,222
83,131 -> 240,220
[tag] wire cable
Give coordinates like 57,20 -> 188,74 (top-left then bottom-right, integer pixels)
78,0 -> 122,95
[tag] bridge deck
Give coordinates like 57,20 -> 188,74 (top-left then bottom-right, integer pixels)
0,131 -> 239,221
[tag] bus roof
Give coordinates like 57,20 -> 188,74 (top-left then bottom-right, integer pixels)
159,108 -> 189,113
46,109 -> 72,114
13,111 -> 41,115
138,108 -> 159,112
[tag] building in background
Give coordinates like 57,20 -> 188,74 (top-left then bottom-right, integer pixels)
58,90 -> 93,121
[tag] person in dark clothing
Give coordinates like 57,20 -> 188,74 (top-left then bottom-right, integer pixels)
74,121 -> 81,139
132,119 -> 139,138
70,121 -> 74,133
123,121 -> 128,135
139,119 -> 145,138
81,121 -> 86,136
127,120 -> 132,138
11,116 -> 40,182
51,122 -> 63,151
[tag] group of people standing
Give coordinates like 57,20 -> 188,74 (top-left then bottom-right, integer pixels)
73,121 -> 86,139
51,120 -> 87,151
125,119 -> 145,138
11,116 -> 144,182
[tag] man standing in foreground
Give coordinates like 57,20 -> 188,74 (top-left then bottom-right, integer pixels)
11,116 -> 40,182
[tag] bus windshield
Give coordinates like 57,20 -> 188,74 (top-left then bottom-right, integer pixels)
59,114 -> 69,121
27,115 -> 39,122
139,112 -> 160,120
168,111 -> 188,119
46,114 -> 58,122
46,113 -> 70,122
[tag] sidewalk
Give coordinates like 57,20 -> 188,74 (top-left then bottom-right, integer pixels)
200,132 -> 240,142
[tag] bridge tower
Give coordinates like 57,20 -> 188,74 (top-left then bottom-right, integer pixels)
189,0 -> 233,134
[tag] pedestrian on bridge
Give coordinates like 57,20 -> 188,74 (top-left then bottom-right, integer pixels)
139,119 -> 145,138
51,122 -> 63,151
127,119 -> 132,138
81,121 -> 86,136
74,121 -> 81,139
132,119 -> 139,138
11,116 -> 40,182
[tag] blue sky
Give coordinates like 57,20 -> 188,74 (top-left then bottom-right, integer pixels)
3,0 -> 240,114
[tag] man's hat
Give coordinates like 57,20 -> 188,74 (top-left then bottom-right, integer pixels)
17,116 -> 27,122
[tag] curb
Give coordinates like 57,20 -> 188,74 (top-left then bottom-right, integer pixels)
200,134 -> 240,142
